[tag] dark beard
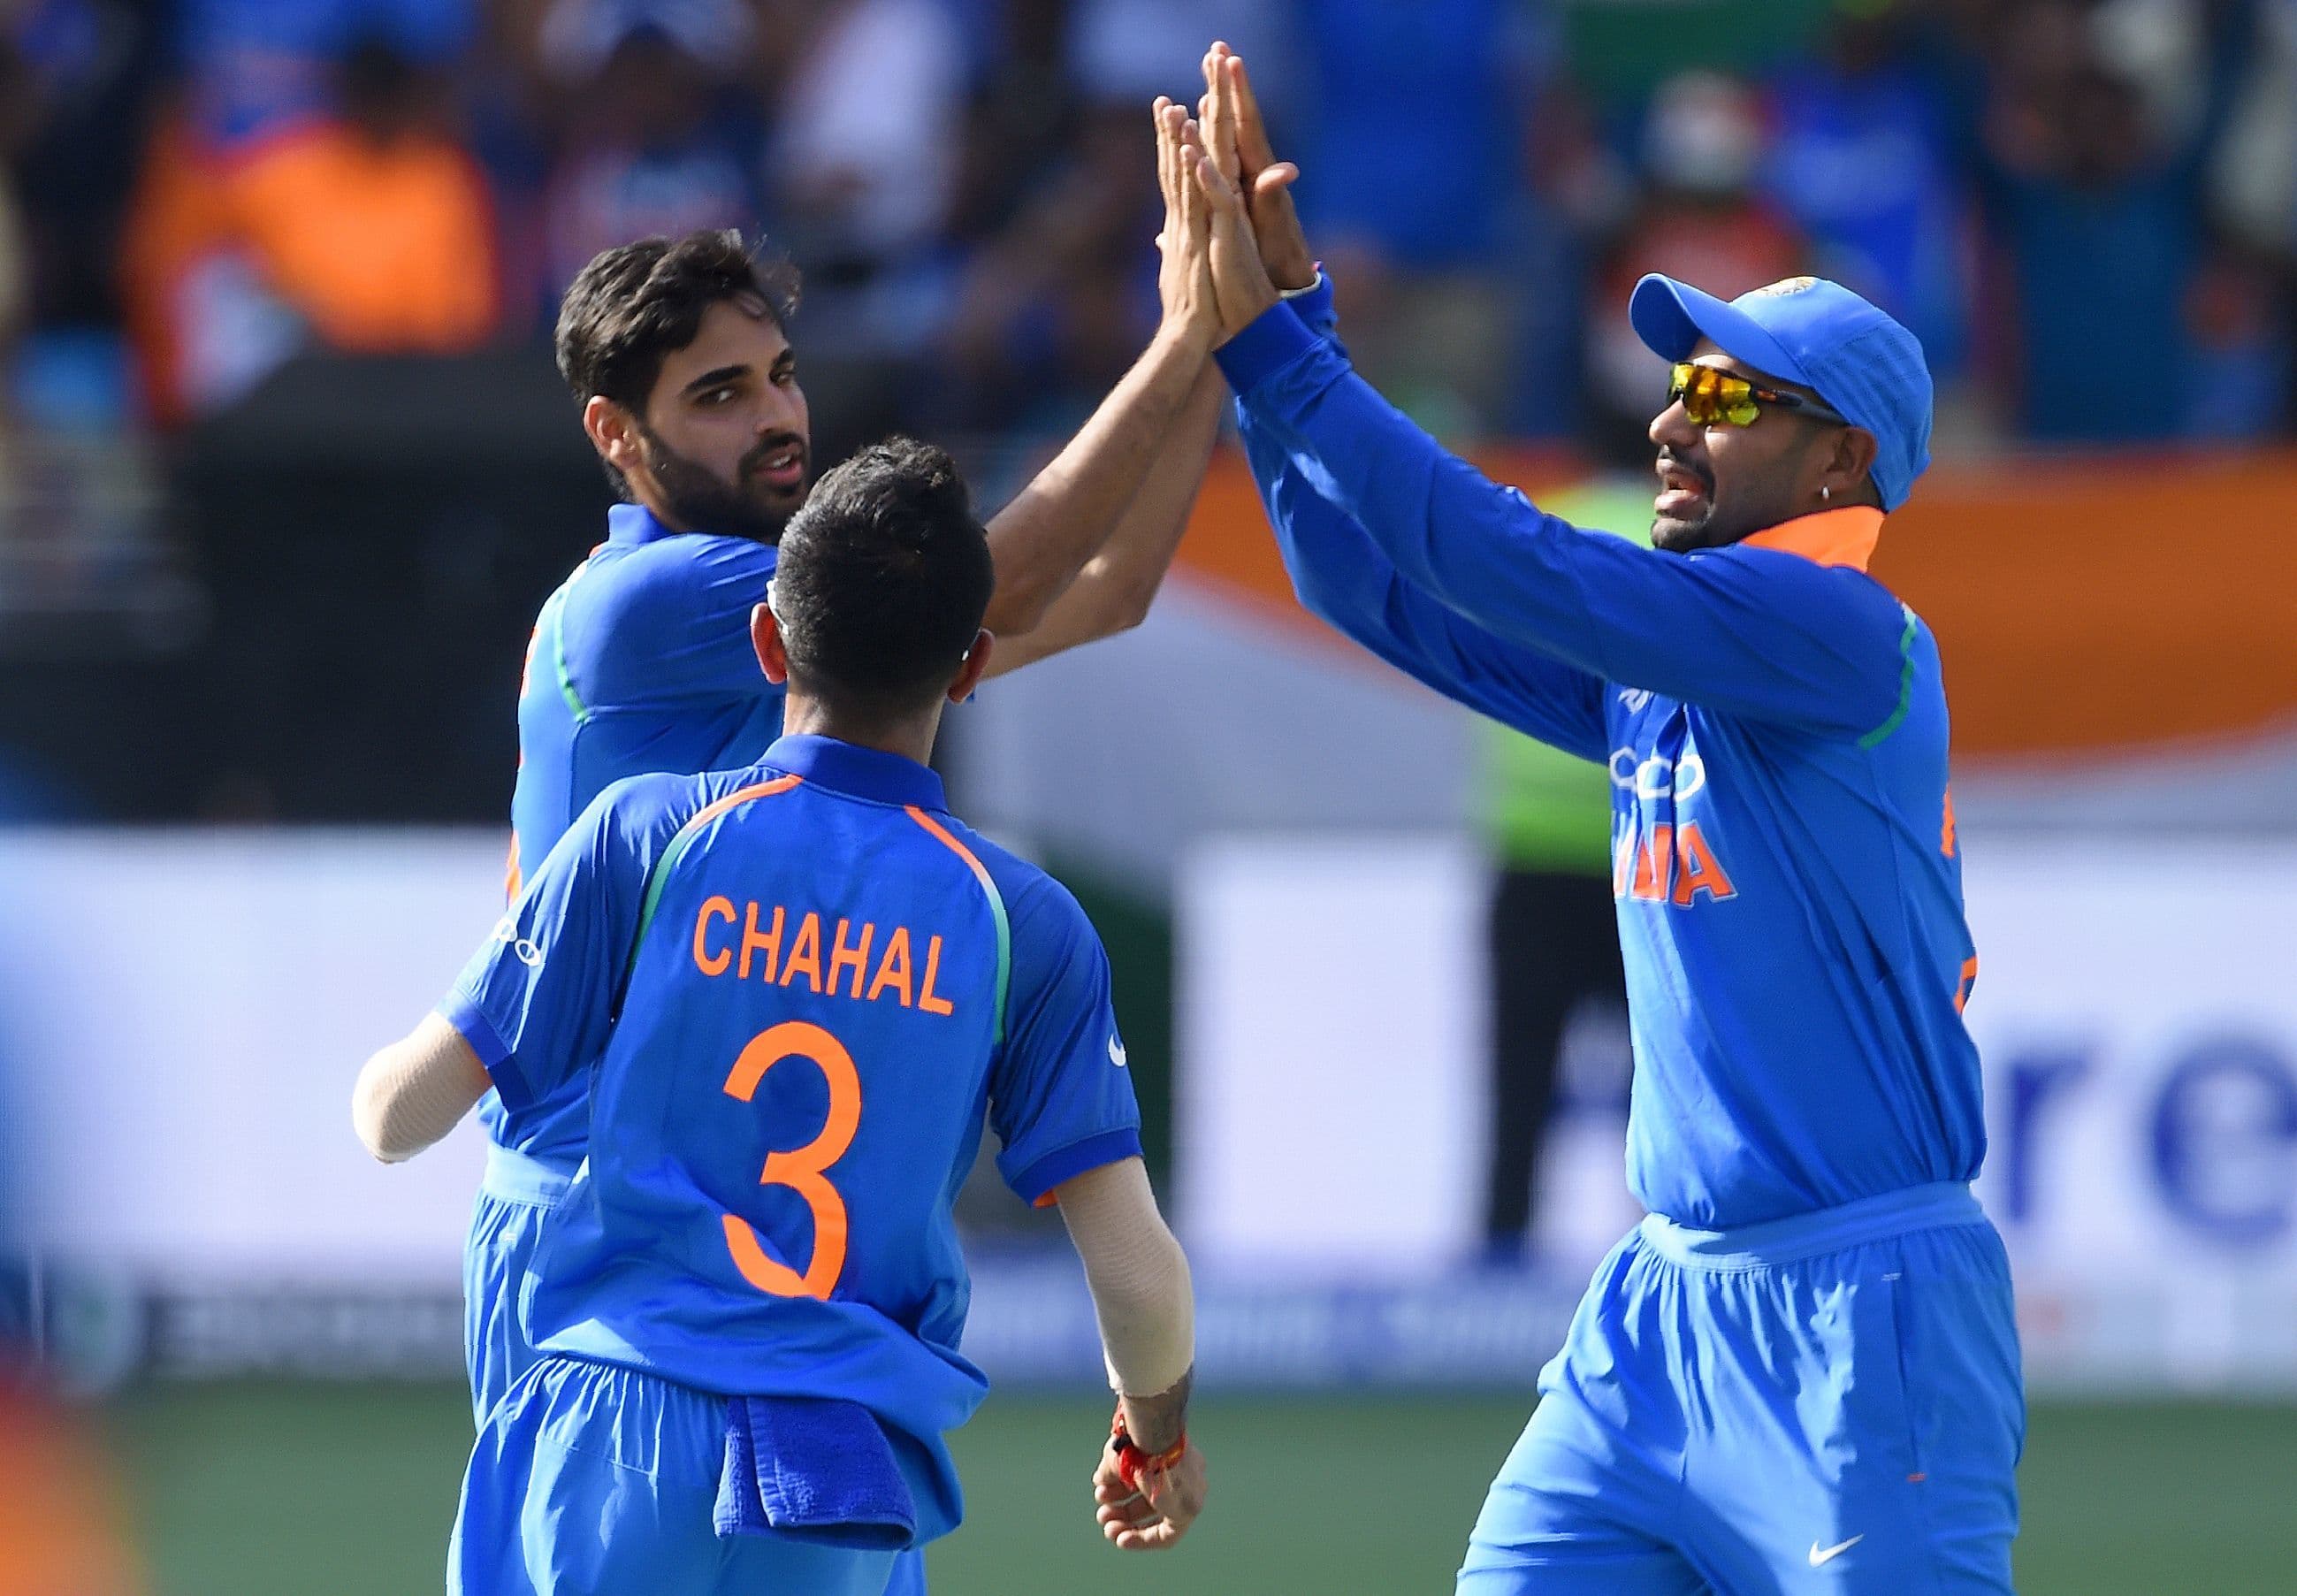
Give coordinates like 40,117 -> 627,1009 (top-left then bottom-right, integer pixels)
635,422 -> 806,545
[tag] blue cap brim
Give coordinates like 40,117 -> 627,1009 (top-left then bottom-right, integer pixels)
1629,275 -> 1812,390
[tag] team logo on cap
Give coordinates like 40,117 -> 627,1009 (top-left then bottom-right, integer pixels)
1750,277 -> 1820,297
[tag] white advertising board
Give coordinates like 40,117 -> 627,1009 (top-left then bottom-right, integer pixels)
4,829 -> 2293,1391
0,829 -> 504,1283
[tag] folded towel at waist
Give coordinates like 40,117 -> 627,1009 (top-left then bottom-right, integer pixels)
714,1394 -> 919,1552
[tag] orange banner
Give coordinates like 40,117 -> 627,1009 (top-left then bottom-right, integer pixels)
1175,448 -> 2297,760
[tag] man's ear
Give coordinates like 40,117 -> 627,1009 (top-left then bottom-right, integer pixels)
1828,425 -> 1881,502
752,601 -> 790,685
584,396 -> 645,485
947,630 -> 994,703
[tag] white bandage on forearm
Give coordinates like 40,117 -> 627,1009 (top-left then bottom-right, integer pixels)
1054,1158 -> 1195,1398
352,1012 -> 489,1163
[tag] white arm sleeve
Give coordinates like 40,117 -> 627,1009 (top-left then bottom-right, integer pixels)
1053,1157 -> 1194,1398
352,1012 -> 492,1163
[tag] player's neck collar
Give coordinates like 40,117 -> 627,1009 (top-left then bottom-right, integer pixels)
607,503 -> 674,545
1739,506 -> 1882,571
762,733 -> 946,811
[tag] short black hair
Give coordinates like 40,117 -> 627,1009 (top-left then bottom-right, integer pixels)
553,229 -> 800,415
771,438 -> 993,718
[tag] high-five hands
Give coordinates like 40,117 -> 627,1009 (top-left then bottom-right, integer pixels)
1202,42 -> 1315,293
1152,95 -> 1222,355
1177,114 -> 1279,344
1155,42 -> 1312,347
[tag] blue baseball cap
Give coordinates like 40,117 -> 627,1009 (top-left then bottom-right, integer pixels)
1628,274 -> 1933,511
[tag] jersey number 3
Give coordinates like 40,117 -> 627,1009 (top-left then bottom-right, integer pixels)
721,1020 -> 859,1299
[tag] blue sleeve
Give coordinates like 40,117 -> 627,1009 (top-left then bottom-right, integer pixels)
439,780 -> 669,1111
986,869 -> 1143,1205
1217,307 -> 1910,737
1236,295 -> 1607,760
567,538 -> 778,711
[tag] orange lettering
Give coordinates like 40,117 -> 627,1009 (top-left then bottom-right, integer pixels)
1672,822 -> 1737,905
780,912 -> 824,993
828,920 -> 875,1000
1611,821 -> 1636,897
1630,824 -> 1674,902
917,934 -> 956,1017
720,1020 -> 859,1300
867,927 -> 915,1007
739,902 -> 783,983
694,896 -> 736,976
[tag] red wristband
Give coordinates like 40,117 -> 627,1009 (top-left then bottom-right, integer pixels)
1109,1406 -> 1187,1492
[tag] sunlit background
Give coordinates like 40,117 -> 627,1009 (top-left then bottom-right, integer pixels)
2,0 -> 2293,1592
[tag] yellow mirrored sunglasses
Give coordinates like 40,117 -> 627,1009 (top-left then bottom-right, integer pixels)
1668,363 -> 1847,429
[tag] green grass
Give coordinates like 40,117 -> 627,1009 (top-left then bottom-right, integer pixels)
103,1384 -> 2297,1595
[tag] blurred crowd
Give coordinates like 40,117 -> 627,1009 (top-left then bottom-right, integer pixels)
3,0 -> 2296,454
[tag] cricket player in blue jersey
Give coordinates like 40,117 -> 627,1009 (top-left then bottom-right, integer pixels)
459,164 -> 1225,1455
1178,45 -> 2022,1593
355,437 -> 1207,1592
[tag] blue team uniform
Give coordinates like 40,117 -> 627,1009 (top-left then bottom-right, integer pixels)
440,734 -> 1142,1594
1219,278 -> 2020,1592
469,504 -> 783,1425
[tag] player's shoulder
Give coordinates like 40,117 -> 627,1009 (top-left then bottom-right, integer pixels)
589,767 -> 735,844
566,532 -> 775,630
934,814 -> 1093,942
1703,539 -> 1912,630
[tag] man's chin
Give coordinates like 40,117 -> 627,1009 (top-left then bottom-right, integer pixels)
1651,513 -> 1706,554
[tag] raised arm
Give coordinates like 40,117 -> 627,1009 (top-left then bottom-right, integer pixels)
1054,1157 -> 1205,1550
983,362 -> 1225,676
1237,290 -> 1607,758
976,102 -> 1226,642
1217,302 -> 1904,733
1188,59 -> 1607,753
1186,52 -> 1905,736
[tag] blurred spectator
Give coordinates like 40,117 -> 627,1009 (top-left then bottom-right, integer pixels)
2181,239 -> 2289,438
939,0 -> 1080,254
0,42 -> 35,384
771,0 -> 965,355
2210,0 -> 2297,427
7,0 -> 164,339
1500,69 -> 1633,440
176,0 -> 477,148
1976,0 -> 2258,441
1293,0 -> 1524,434
935,100 -> 1156,436
1764,0 -> 1973,381
1065,0 -> 1290,108
926,0 -> 1289,438
537,1 -> 767,303
121,38 -> 500,420
227,41 -> 500,353
1583,70 -> 1807,464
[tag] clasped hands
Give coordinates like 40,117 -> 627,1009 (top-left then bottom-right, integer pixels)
1154,42 -> 1318,355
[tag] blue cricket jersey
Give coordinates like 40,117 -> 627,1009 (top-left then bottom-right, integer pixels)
1221,281 -> 1983,1230
492,504 -> 786,1167
442,734 -> 1142,1540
